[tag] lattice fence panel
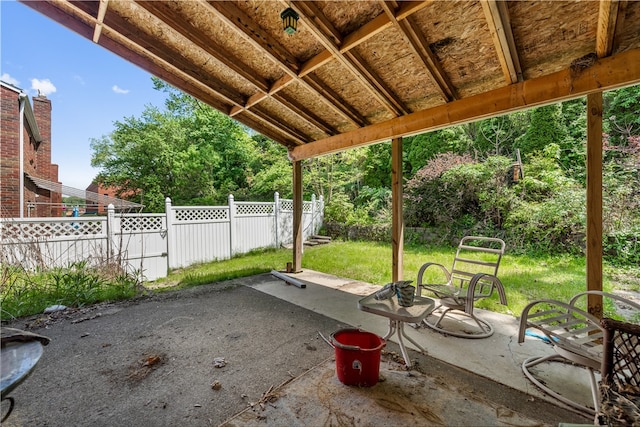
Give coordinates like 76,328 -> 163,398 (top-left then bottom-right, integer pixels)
119,216 -> 164,232
174,208 -> 228,222
1,220 -> 103,239
280,200 -> 293,211
236,203 -> 274,216
303,202 -> 312,213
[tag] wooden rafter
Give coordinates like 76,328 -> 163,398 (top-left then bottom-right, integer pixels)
289,48 -> 640,161
127,1 -> 322,143
481,0 -> 522,84
135,1 -> 269,93
92,0 -> 108,43
380,1 -> 457,102
138,2 -> 338,136
596,0 -> 621,58
295,1 -> 409,116
24,0 -> 305,147
204,0 -> 365,129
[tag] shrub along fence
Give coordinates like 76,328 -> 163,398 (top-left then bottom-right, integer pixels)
1,193 -> 324,281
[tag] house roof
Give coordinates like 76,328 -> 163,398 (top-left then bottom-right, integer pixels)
1,80 -> 43,144
26,174 -> 144,211
22,1 -> 640,161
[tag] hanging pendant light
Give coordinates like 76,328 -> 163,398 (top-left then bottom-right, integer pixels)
281,7 -> 299,35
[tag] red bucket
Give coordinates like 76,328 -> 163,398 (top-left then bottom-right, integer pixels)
330,328 -> 385,387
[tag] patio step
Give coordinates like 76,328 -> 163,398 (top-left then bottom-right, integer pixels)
304,235 -> 331,247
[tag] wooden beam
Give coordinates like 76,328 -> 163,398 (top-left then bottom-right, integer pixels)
204,0 -> 364,129
292,161 -> 303,273
139,0 -> 333,137
136,1 -> 270,93
341,13 -> 394,52
596,0 -> 620,58
295,2 -> 409,116
391,137 -> 404,282
586,92 -> 603,318
289,48 -> 640,161
92,0 -> 109,43
481,0 -> 522,83
394,11 -> 457,101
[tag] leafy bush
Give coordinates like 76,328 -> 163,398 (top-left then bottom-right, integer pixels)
404,152 -> 475,227
604,229 -> 640,265
405,153 -> 514,232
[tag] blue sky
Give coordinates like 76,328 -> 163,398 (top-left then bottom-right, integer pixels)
1,1 -> 168,190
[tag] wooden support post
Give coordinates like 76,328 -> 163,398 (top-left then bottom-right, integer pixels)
391,137 -> 404,282
586,92 -> 603,318
292,160 -> 303,273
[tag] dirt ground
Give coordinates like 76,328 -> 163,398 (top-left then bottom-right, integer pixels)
1,274 -> 589,426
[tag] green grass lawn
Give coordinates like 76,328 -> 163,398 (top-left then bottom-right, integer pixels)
153,240 -> 640,319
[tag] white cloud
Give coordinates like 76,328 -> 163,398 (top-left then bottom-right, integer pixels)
31,78 -> 57,96
1,73 -> 20,86
74,75 -> 86,85
112,85 -> 129,94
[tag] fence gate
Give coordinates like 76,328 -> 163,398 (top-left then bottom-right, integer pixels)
113,213 -> 168,281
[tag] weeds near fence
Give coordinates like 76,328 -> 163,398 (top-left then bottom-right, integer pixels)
0,261 -> 139,321
0,216 -> 142,320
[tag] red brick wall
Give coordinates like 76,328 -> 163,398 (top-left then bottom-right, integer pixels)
0,85 -> 61,217
0,85 -> 21,217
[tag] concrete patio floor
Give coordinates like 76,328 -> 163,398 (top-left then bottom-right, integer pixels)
248,269 -> 597,422
2,270 -> 595,426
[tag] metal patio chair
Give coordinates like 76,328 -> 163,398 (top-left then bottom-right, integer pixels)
518,291 -> 640,417
416,236 -> 507,339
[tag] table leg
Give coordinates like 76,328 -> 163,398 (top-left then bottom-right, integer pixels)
394,320 -> 413,368
399,321 -> 426,353
383,318 -> 396,341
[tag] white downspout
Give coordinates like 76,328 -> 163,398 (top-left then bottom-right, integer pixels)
19,92 -> 27,218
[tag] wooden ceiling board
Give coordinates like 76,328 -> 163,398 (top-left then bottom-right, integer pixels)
411,1 -> 504,98
277,81 -> 354,135
309,58 -> 390,124
314,1 -> 385,37
354,25 -> 439,113
509,1 -> 599,80
615,1 -> 640,52
19,0 -> 640,158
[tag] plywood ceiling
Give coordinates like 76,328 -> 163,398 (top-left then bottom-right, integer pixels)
23,1 -> 640,161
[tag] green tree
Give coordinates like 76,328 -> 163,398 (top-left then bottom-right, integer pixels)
559,98 -> 587,182
515,104 -> 569,160
249,134 -> 292,200
91,80 -> 258,211
405,126 -> 472,174
604,85 -> 640,147
474,112 -> 528,158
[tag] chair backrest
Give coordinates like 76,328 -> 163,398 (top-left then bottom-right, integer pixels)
450,236 -> 505,287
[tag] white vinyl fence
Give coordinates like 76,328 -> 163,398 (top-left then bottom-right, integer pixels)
0,193 -> 324,281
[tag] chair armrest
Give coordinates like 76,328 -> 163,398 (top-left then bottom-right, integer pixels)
517,298 -> 601,344
465,273 -> 507,314
416,262 -> 451,297
416,262 -> 450,287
